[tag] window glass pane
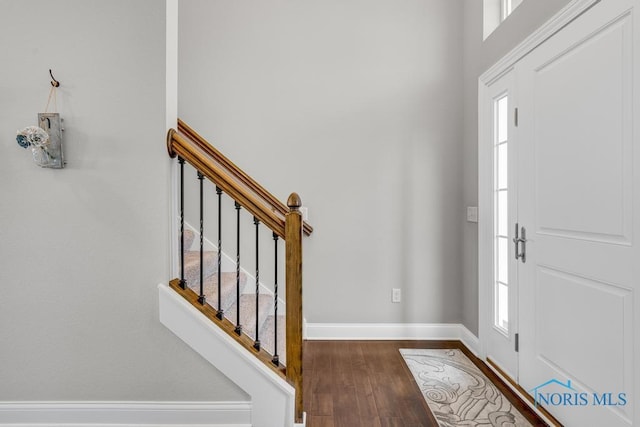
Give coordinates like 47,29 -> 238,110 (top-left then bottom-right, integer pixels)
496,282 -> 509,331
497,190 -> 508,236
502,0 -> 522,22
493,92 -> 510,336
497,237 -> 508,284
502,0 -> 512,21
498,143 -> 508,189
497,96 -> 508,143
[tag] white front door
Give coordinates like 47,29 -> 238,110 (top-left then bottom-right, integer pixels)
517,1 -> 638,426
484,70 -> 519,381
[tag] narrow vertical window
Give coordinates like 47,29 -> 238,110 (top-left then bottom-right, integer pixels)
484,0 -> 523,40
502,0 -> 522,21
494,94 -> 509,334
501,0 -> 512,21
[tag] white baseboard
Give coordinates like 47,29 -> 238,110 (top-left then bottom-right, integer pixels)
305,322 -> 480,355
0,401 -> 251,426
458,325 -> 481,356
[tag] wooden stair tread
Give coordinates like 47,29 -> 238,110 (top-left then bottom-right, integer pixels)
183,250 -> 217,287
183,229 -> 196,251
193,271 -> 246,313
225,293 -> 273,342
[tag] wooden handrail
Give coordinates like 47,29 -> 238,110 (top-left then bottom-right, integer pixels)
168,129 -> 287,238
177,119 -> 313,236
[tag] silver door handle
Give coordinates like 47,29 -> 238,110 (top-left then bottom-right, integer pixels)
512,224 -> 526,263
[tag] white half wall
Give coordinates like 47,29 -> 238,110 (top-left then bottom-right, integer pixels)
159,284 -> 299,427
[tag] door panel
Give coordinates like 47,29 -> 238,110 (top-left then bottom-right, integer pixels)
517,1 -> 637,426
536,266 -> 630,395
533,13 -> 632,244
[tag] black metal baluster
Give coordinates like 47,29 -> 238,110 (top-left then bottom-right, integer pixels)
253,217 -> 261,351
197,172 -> 206,305
178,157 -> 186,290
234,201 -> 242,335
216,186 -> 223,320
272,232 -> 279,366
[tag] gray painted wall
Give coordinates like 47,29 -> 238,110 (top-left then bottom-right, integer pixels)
178,0 -> 466,325
461,0 -> 574,335
0,0 -> 246,402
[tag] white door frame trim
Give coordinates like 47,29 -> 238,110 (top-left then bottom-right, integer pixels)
480,0 -> 601,85
477,0 -> 600,361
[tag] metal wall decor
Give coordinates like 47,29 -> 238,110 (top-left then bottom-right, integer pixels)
15,69 -> 65,168
36,112 -> 64,168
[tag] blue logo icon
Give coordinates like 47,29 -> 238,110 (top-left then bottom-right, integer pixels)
529,378 -> 627,407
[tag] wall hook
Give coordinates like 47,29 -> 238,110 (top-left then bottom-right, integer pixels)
49,69 -> 60,87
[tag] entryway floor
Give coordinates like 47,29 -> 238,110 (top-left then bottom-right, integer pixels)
303,340 -> 548,427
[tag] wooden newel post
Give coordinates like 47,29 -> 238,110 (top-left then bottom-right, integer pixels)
285,192 -> 304,423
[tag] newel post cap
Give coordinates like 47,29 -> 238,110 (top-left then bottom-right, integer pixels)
287,192 -> 302,211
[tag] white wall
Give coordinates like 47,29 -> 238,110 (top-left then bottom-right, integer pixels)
461,0 -> 574,335
178,0 -> 465,325
0,0 -> 246,402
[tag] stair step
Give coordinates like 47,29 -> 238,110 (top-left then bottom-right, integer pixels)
183,250 -> 217,288
182,229 -> 196,251
197,271 -> 247,313
260,314 -> 286,366
179,230 -> 287,366
226,293 -> 273,342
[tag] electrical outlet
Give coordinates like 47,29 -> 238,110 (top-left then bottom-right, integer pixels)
392,288 -> 401,303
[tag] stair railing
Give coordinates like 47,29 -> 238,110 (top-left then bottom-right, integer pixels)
177,120 -> 313,237
166,121 -> 310,423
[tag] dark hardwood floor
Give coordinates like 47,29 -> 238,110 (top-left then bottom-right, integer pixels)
302,340 -> 549,427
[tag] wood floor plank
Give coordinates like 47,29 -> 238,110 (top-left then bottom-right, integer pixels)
307,416 -> 335,427
380,418 -> 405,427
312,342 -> 333,394
332,384 -> 362,427
360,417 -> 383,427
311,393 -> 334,416
350,343 -> 379,419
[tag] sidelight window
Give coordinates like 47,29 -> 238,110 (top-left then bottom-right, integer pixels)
494,94 -> 510,335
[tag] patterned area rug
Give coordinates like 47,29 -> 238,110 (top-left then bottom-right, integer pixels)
400,349 -> 533,427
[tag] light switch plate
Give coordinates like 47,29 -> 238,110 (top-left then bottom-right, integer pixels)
467,207 -> 478,223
